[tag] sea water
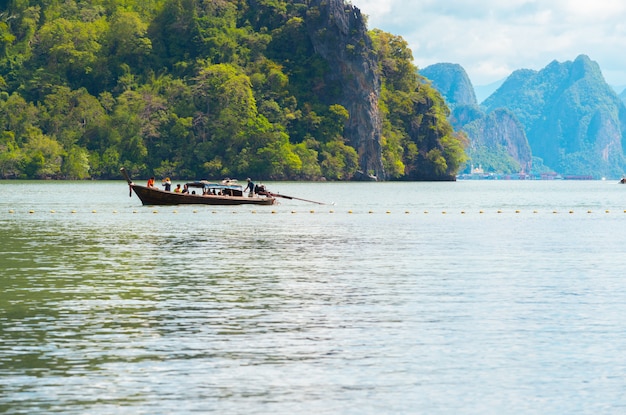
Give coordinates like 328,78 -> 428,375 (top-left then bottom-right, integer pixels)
1,180 -> 626,414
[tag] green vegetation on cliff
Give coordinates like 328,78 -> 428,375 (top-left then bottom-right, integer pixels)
0,0 -> 465,180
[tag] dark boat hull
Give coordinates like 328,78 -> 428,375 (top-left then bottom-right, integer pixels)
131,184 -> 275,206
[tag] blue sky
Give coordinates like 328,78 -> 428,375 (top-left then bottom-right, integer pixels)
350,0 -> 626,87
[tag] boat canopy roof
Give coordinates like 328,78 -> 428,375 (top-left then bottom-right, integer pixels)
185,180 -> 242,190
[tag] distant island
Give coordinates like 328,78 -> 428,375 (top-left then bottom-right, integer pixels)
422,55 -> 626,179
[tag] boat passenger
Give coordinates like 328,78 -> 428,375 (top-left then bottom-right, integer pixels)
162,177 -> 171,191
181,184 -> 189,194
174,184 -> 182,193
255,184 -> 266,194
147,177 -> 155,188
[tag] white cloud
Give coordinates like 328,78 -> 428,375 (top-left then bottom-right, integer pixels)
351,0 -> 626,87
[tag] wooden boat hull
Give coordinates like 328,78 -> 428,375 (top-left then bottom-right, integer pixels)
130,184 -> 275,206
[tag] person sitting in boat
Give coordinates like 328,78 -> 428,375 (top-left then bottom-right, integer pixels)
162,177 -> 171,191
147,176 -> 155,188
174,184 -> 182,193
255,183 -> 266,194
245,178 -> 255,197
181,184 -> 189,194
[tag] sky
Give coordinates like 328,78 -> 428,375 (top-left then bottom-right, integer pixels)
349,0 -> 626,88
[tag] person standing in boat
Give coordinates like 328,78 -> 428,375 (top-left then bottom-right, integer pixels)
244,178 -> 255,197
147,176 -> 155,188
162,177 -> 171,191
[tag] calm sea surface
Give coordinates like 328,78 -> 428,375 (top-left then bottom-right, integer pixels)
2,180 -> 626,414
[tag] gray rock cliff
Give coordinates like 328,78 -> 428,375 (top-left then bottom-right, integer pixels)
456,107 -> 532,173
305,0 -> 384,179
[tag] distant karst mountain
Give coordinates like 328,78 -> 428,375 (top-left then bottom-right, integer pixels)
420,63 -> 477,108
483,55 -> 626,178
420,63 -> 532,174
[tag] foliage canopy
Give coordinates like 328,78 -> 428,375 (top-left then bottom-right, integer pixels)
0,0 -> 465,180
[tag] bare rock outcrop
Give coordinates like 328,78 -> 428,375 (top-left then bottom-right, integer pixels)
305,0 -> 384,179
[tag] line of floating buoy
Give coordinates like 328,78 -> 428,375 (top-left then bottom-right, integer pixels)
5,209 -> 626,216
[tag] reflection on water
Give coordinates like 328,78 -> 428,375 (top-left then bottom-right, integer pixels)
2,181 -> 626,414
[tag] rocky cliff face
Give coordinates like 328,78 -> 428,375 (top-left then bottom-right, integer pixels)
305,0 -> 384,179
483,55 -> 626,177
457,107 -> 532,173
420,63 -> 477,109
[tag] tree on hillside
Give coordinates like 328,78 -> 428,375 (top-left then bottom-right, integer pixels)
0,0 -> 466,181
372,29 -> 466,180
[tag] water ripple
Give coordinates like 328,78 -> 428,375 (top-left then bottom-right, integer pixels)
3,181 -> 626,414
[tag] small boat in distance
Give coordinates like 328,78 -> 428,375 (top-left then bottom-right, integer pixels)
120,167 -> 276,206
620,177 -> 626,184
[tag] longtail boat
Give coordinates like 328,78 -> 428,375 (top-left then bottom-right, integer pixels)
120,167 -> 276,206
